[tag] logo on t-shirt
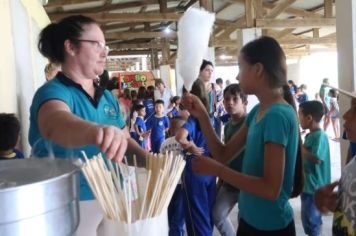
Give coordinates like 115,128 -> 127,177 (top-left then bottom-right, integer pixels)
103,104 -> 118,119
159,121 -> 163,126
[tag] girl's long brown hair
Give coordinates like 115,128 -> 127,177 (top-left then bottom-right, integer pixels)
241,36 -> 303,198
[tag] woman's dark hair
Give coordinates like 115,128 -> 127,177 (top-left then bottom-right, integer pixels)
0,113 -> 20,151
130,90 -> 138,99
38,15 -> 97,63
137,86 -> 147,100
223,84 -> 247,103
123,88 -> 131,100
190,79 -> 209,112
282,85 -> 303,198
240,36 -> 287,89
199,59 -> 214,72
146,85 -> 155,99
171,96 -> 181,104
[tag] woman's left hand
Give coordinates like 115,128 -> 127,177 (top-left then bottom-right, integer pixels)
192,156 -> 224,176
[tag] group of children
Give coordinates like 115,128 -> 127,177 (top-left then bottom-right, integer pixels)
3,34 -> 356,236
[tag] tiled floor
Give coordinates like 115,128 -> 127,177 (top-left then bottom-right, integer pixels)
212,137 -> 341,236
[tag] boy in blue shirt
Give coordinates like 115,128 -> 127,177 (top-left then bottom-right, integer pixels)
146,99 -> 170,153
298,101 -> 331,236
133,104 -> 150,149
0,113 -> 24,160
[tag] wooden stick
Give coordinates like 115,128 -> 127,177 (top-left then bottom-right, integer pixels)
139,170 -> 152,220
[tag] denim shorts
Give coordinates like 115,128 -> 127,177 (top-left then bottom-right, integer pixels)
301,193 -> 322,236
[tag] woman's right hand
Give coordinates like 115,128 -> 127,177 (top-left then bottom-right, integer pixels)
182,93 -> 208,119
93,125 -> 128,162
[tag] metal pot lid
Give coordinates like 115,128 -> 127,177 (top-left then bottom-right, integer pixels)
0,158 -> 79,191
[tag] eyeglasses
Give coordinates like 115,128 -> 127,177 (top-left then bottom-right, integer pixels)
76,39 -> 110,53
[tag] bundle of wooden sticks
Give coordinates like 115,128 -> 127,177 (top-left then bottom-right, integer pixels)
81,152 -> 185,223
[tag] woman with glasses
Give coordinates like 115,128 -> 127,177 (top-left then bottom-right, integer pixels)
29,15 -> 148,236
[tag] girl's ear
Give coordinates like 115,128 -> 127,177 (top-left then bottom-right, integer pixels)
254,62 -> 264,77
64,39 -> 76,56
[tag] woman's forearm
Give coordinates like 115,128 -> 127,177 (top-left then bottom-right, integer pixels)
39,108 -> 99,148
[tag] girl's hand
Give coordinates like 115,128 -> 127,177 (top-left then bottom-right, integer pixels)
187,144 -> 204,156
182,93 -> 208,119
315,181 -> 339,214
192,156 -> 224,176
94,125 -> 128,162
181,141 -> 204,156
144,130 -> 151,137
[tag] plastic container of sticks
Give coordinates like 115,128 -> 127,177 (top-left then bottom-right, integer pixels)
81,152 -> 185,236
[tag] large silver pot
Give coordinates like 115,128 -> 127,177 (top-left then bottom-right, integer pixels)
0,158 -> 80,236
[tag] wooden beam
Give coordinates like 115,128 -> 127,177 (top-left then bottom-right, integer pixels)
103,22 -> 142,31
211,39 -> 238,48
109,50 -> 151,56
324,0 -> 333,18
313,28 -> 319,38
46,0 -> 177,13
49,13 -> 182,23
105,31 -> 177,40
200,0 -> 214,12
263,2 -> 323,18
268,28 -> 295,39
279,36 -> 336,45
254,0 -> 264,18
159,0 -> 168,13
109,42 -> 163,50
45,0 -> 97,8
255,18 -> 336,28
265,0 -> 296,19
245,0 -> 254,27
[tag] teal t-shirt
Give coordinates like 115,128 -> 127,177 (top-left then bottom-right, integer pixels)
224,119 -> 245,191
303,129 -> 331,194
29,73 -> 125,200
239,103 -> 299,231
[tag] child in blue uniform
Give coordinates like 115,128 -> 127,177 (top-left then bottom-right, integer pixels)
168,96 -> 181,118
183,36 -> 303,236
146,99 -> 170,153
0,113 -> 24,160
176,79 -> 216,236
144,85 -> 155,121
160,116 -> 186,236
298,101 -> 331,236
133,104 -> 150,149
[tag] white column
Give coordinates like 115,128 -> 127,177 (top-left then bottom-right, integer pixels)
336,0 -> 356,165
0,0 -> 17,113
135,61 -> 140,71
159,65 -> 171,89
237,28 -> 262,113
141,57 -> 147,71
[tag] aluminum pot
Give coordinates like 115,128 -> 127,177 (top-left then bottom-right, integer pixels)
0,158 -> 80,236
